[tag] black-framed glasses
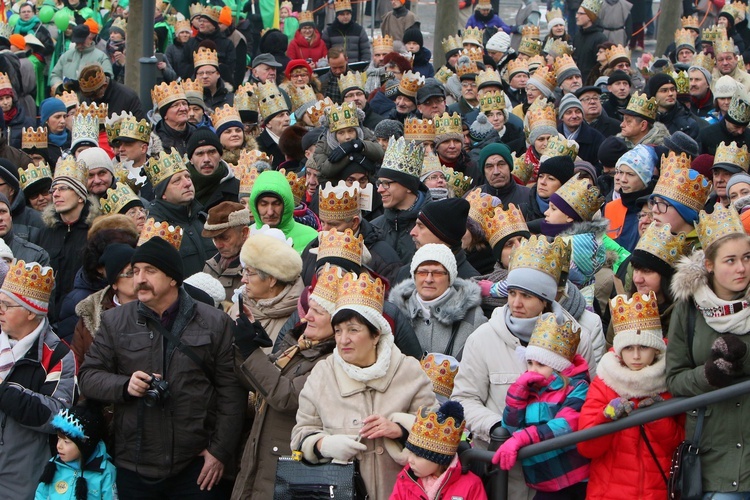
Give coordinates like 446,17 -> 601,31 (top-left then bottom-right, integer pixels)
648,198 -> 671,214
376,179 -> 392,190
0,301 -> 24,313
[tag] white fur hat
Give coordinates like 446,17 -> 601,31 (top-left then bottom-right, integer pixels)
0,239 -> 13,262
184,272 -> 225,308
240,232 -> 302,283
485,31 -> 511,53
410,243 -> 458,284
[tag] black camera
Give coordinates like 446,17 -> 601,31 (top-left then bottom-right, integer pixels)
143,375 -> 169,407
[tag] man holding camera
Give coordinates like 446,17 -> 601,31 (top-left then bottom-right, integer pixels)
79,236 -> 245,498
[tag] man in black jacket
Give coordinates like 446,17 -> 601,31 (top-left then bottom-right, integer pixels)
699,93 -> 750,155
79,63 -> 146,120
649,72 -> 704,141
340,70 -> 384,131
572,2 -> 608,82
184,5 -> 237,87
152,82 -> 196,156
576,86 -> 622,138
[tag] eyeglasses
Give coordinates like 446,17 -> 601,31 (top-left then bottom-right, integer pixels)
415,269 -> 449,278
579,96 -> 601,104
118,270 -> 135,279
0,301 -> 24,313
196,70 -> 218,77
49,185 -> 72,194
461,82 -> 477,89
376,179 -> 392,190
126,207 -> 148,218
636,211 -> 653,220
291,73 -> 309,79
648,199 -> 671,214
242,268 -> 258,278
425,173 -> 446,182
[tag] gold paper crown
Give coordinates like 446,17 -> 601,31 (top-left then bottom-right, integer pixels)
530,63 -> 556,91
671,70 -> 689,94
334,0 -> 351,11
288,85 -> 317,112
521,24 -> 541,39
420,354 -> 459,398
442,35 -> 463,54
625,91 -> 657,120
634,221 -> 688,270
581,0 -> 604,17
674,29 -> 697,50
296,10 -> 314,24
519,36 -> 543,56
21,127 -> 46,150
111,17 -> 127,31
72,113 -> 99,147
78,66 -> 106,94
508,235 -> 570,282
372,35 -> 393,53
445,168 -> 473,197
144,148 -> 188,186
60,91 -> 79,109
434,66 -> 454,86
404,117 -> 436,142
513,152 -> 534,185
611,291 -> 665,335
714,35 -> 736,54
279,169 -> 306,206
407,404 -> 465,458
529,315 -> 581,362
653,155 -> 712,212
507,58 -> 530,77
183,75 -> 204,97
554,174 -> 604,221
104,111 -> 125,144
306,97 -> 334,126
238,149 -> 271,171
421,153 -> 445,179
0,72 -> 11,91
319,181 -> 360,221
731,1 -> 748,22
605,44 -> 631,66
338,71 -> 366,94
2,260 -> 54,309
462,27 -> 484,46
681,14 -> 700,29
466,187 -> 495,225
310,263 -> 343,313
433,112 -> 462,136
201,5 -> 221,23
461,46 -> 485,63
174,19 -> 190,33
100,182 -> 140,215
696,203 -> 745,250
702,24 -> 728,42
455,57 -> 479,78
138,218 -> 183,249
399,70 -> 426,97
77,102 -> 108,125
151,81 -> 186,111
715,141 -> 750,171
544,38 -> 574,58
692,52 -> 716,73
325,101 -> 359,132
336,272 -> 385,314
193,46 -> 218,68
547,8 -> 564,22
483,203 -> 529,250
233,83 -> 259,113
553,54 -> 578,77
479,90 -> 505,113
544,134 -> 579,160
120,113 -> 152,143
238,166 -> 261,197
527,54 -> 546,72
381,137 -> 424,178
526,98 -> 557,131
317,228 -> 364,265
18,162 -> 52,191
257,81 -> 289,121
210,104 -> 242,131
189,2 -> 203,18
54,156 -> 87,184
729,93 -> 750,124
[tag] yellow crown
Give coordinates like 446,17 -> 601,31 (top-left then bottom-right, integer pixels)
280,0 -> 293,12
513,152 -> 534,185
54,156 -> 87,184
257,81 -> 289,121
729,93 -> 750,124
77,102 -> 108,125
112,16 -> 128,31
421,153 -> 445,179
434,66 -> 454,86
178,78 -> 201,103
653,155 -> 712,212
526,97 -> 557,131
174,19 -> 190,33
553,53 -> 578,77
521,24 -> 541,39
483,203 -> 529,250
338,71 -> 366,94
325,101 -> 359,132
455,56 -> 479,78
692,52 -> 716,73
319,181 -> 360,221
0,72 -> 11,91
554,173 -> 604,221
59,91 -> 79,109
442,35 -> 463,54
334,0 -> 351,11
714,35 -> 736,54
151,81 -> 186,111
201,5 -> 221,23
445,167 -> 473,197
100,182 -> 140,215
529,63 -> 556,92
527,54 -> 546,72
234,83 -> 259,113
544,134 -> 579,160
2,260 -> 54,311
605,44 -> 631,66
506,58 -> 530,78
466,187 -> 495,224
279,169 -> 307,206
433,112 -> 462,137
372,35 -> 393,53
381,137 -> 424,178
189,2 -> 203,18
18,161 -> 52,191
404,117 -> 435,142
715,141 -> 750,171
509,235 -> 571,283
625,91 -> 658,120
681,14 -> 700,29
461,46 -> 485,63
119,114 -> 152,143
306,97 -> 334,126
479,90 -> 506,113
336,272 -> 385,314
288,85 -> 317,112
674,28 -> 697,50
518,36 -> 543,57
137,218 -> 183,249
317,228 -> 364,266
703,24 -> 728,42
420,354 -> 459,399
407,403 -> 465,459
21,127 -> 47,150
399,70 -> 426,97
544,38 -> 574,58
238,149 -> 271,171
528,315 -> 581,362
476,68 -> 502,89
310,263 -> 343,313
635,221 -> 689,268
696,203 -> 745,250
144,148 -> 188,186
104,111 -> 125,144
462,27 -> 484,46
672,70 -> 689,94
731,1 -> 748,22
610,291 -> 663,335
79,66 -> 106,94
298,10 -> 315,25
547,8 -> 564,21
238,166 -> 261,197
210,104 -> 242,131
582,0 -> 604,16
193,46 -> 218,69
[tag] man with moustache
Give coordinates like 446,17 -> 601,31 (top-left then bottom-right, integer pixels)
186,130 -> 239,211
79,147 -> 116,200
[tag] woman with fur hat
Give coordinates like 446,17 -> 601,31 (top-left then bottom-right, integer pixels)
578,291 -> 684,500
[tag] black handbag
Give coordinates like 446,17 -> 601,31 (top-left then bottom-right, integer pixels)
274,454 -> 368,500
668,407 -> 705,500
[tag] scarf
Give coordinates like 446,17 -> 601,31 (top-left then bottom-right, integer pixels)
524,147 -> 540,183
187,160 -> 228,207
333,333 -> 393,382
14,16 -> 39,35
393,5 -> 409,18
48,129 -> 69,147
536,192 -> 550,214
540,220 -> 573,237
415,288 -> 452,320
693,283 -> 750,334
504,302 -> 567,344
275,334 -> 323,369
420,455 -> 460,500
3,106 -> 17,124
0,320 -> 44,379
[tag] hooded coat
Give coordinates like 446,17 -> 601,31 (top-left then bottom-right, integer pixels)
321,19 -> 371,63
35,440 -> 117,500
287,29 -> 328,63
390,457 -> 488,500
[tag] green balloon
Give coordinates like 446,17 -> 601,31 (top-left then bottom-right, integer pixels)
7,15 -> 17,28
39,6 -> 55,24
79,7 -> 94,19
53,11 -> 70,31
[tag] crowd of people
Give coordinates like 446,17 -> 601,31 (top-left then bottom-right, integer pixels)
3,0 -> 750,498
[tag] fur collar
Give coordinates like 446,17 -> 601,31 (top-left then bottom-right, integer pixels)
41,196 -> 101,228
734,195 -> 750,213
671,250 -> 709,303
596,351 -> 668,399
74,286 -> 113,337
559,218 -> 609,237
389,278 -> 482,325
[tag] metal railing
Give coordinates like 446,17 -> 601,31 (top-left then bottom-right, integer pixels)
460,378 -> 750,500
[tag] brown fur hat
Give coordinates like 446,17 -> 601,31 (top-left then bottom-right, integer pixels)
279,125 -> 307,161
87,214 -> 138,240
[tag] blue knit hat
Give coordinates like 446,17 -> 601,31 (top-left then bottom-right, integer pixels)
40,97 -> 66,127
616,144 -> 657,186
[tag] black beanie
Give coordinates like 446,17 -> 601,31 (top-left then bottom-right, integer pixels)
50,405 -> 106,464
377,166 -> 425,194
187,128 -> 224,159
538,156 -> 575,185
647,72 -> 676,98
607,70 -> 632,86
0,158 -> 20,193
598,136 -> 629,169
403,24 -> 423,48
100,243 -> 136,286
417,198 -> 470,247
132,236 -> 184,285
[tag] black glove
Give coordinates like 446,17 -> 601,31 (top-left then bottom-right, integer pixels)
355,155 -> 377,174
711,334 -> 748,362
350,139 -> 364,152
328,145 -> 348,163
232,299 -> 272,358
340,140 -> 357,154
704,357 -> 743,387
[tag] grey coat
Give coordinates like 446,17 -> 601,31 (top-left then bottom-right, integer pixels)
389,278 -> 487,359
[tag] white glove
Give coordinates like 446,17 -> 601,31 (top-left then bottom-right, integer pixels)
319,434 -> 367,461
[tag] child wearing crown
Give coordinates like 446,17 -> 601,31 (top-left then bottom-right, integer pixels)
390,401 -> 487,500
492,315 -> 590,498
577,292 -> 683,499
36,405 -> 117,500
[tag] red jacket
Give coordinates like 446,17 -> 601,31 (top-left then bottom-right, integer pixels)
577,354 -> 684,500
389,458 -> 487,500
286,30 -> 328,65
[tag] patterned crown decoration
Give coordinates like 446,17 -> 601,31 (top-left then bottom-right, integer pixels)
526,97 -> 557,131
372,35 -> 394,53
18,162 -> 52,191
399,70 -> 426,97
407,403 -> 465,460
144,148 -> 188,187
0,72 -> 11,91
479,90 -> 506,113
317,228 -> 364,265
319,181 -> 360,221
119,114 -> 152,143
77,102 -> 108,125
508,235 -> 571,283
305,263 -> 341,316
442,35 -> 463,54
546,8 -> 564,22
625,91 -> 657,120
54,156 -> 87,184
581,0 -> 604,17
100,182 -> 140,215
201,5 -> 221,23
635,222 -> 689,268
104,111 -> 126,144
691,52 -> 716,73
193,46 -> 219,68
610,291 -> 662,335
60,91 -> 79,109
21,127 -> 47,150
420,354 -> 459,399
421,153 -> 445,179
605,44 -> 631,66
434,112 -> 462,137
674,29 -> 697,50
298,10 -> 315,25
731,1 -> 748,22
257,81 -> 289,121
2,260 -> 54,311
182,78 -> 204,102
527,54 -> 546,72
728,93 -> 750,124
336,272 -> 385,314
461,46 -> 485,63
174,19 -> 190,34
518,36 -> 543,57
714,35 -> 736,54
476,68 -> 502,88
151,81 -> 186,111
334,0 -> 352,12
653,154 -> 712,212
544,38 -> 574,58
381,137 -> 425,178
238,166 -> 261,197
0,22 -> 12,41
671,71 -> 690,94
79,66 -> 106,94
483,203 -> 529,250
513,153 -> 534,185
455,57 -> 479,78
288,85 -> 317,112
325,101 -> 359,133
696,203 -> 745,250
210,104 -> 242,131
279,169 -> 307,206
553,54 -> 579,78
234,83 -> 259,113
681,14 -> 700,30
462,27 -> 484,46
703,24 -> 728,42
521,24 -> 541,39
445,168 -> 472,198
404,117 -> 436,143
71,114 -> 99,148
543,134 -> 579,160
715,141 -> 750,171
554,174 -> 605,221
137,218 -> 183,249
529,315 -> 581,362
189,2 -> 203,17
530,63 -> 557,92
506,58 -> 530,77
466,187 -> 496,225
434,66 -> 454,85
306,97 -> 334,126
338,71 -> 367,94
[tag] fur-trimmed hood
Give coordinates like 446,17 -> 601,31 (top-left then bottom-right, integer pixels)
596,350 -> 668,399
559,218 -> 610,238
389,277 -> 483,325
74,286 -> 115,337
671,250 -> 709,303
734,194 -> 750,213
41,196 -> 101,229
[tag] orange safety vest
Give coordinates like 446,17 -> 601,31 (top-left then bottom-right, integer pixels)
604,198 -> 628,240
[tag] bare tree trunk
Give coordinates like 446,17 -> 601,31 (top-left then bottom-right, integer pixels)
655,0 -> 681,57
434,0 -> 458,68
125,0 -> 144,91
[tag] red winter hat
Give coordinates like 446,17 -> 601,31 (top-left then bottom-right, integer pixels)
285,59 -> 313,79
691,154 -> 714,179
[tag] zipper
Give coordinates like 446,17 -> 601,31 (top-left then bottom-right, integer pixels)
405,471 -> 428,500
0,413 -> 6,445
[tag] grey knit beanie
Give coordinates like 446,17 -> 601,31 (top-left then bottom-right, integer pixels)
374,119 -> 404,139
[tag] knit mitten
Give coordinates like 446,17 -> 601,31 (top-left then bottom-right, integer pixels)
705,357 -> 743,387
711,334 -> 748,362
604,397 -> 634,420
638,394 -> 665,408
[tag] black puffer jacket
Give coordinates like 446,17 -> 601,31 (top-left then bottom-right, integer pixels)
572,23 -> 608,83
371,190 -> 432,265
321,19 -> 371,63
166,40 -> 193,81
152,120 -> 195,156
657,102 -> 703,141
699,120 -> 750,155
184,28 -> 238,87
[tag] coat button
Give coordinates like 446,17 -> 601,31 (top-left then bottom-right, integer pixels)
733,481 -> 738,487
737,443 -> 742,448
738,402 -> 742,407
273,446 -> 278,452
376,446 -> 384,455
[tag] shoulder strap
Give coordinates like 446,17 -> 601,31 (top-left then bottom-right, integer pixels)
686,306 -> 696,368
444,320 -> 462,356
639,425 -> 669,486
143,317 -> 214,383
693,407 -> 706,442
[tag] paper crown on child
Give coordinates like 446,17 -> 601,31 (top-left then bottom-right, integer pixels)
610,291 -> 666,356
420,353 -> 459,401
406,401 -> 466,466
525,314 -> 581,372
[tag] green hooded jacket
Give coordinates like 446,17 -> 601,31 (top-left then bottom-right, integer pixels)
248,170 -> 318,254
